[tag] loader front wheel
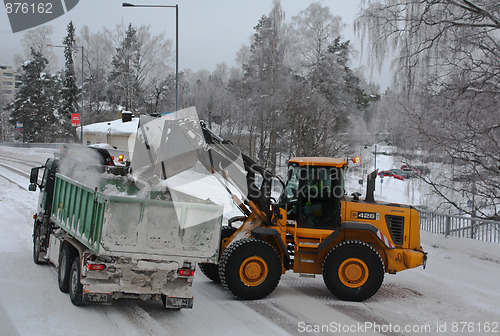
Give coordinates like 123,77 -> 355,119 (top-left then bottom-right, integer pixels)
198,226 -> 237,283
219,238 -> 281,300
69,257 -> 84,306
323,241 -> 384,302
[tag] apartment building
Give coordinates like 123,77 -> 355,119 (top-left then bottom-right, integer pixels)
0,65 -> 22,102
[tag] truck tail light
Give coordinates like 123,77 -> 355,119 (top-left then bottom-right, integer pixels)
87,263 -> 106,271
178,268 -> 195,277
118,154 -> 124,162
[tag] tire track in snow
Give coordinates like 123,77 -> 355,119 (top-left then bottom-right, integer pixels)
0,162 -> 29,189
113,300 -> 170,336
1,155 -> 43,171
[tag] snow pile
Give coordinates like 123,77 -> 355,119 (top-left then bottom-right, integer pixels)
77,117 -> 139,136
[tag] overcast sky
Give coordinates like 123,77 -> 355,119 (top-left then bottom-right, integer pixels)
0,0 -> 389,87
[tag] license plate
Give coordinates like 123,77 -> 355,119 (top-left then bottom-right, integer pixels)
84,293 -> 112,304
165,297 -> 193,309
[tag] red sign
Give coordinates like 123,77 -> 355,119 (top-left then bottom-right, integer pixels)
71,113 -> 81,126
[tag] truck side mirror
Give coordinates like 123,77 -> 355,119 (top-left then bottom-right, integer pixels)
28,166 -> 44,191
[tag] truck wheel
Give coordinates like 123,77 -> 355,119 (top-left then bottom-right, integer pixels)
219,238 -> 281,300
58,245 -> 73,293
69,257 -> 84,306
198,226 -> 237,283
33,224 -> 46,265
322,241 -> 384,302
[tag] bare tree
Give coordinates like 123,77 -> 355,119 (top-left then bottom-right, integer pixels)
355,0 -> 500,94
107,22 -> 172,114
77,26 -> 114,122
17,26 -> 57,71
356,0 -> 500,218
290,2 -> 343,73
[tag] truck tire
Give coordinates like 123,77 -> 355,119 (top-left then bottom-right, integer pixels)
219,238 -> 281,300
33,224 -> 47,265
198,226 -> 237,283
69,257 -> 84,306
322,240 -> 384,302
58,245 -> 73,293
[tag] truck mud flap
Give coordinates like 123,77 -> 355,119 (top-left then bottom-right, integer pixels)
164,296 -> 193,309
83,293 -> 112,305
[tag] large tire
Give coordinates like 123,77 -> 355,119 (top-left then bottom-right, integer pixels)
322,240 -> 384,302
69,257 -> 84,306
198,226 -> 237,283
33,224 -> 46,265
219,238 -> 282,300
58,245 -> 74,293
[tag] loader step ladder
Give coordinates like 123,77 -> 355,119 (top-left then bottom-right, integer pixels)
297,241 -> 319,278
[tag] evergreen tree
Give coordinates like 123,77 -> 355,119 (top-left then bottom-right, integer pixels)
61,21 -> 79,139
109,24 -> 139,111
7,48 -> 60,142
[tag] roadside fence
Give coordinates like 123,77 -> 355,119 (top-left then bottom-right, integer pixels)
418,209 -> 500,243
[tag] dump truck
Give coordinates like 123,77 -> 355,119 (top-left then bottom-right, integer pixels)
196,122 -> 427,302
29,147 -> 223,309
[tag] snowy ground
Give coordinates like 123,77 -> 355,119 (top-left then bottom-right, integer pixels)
1,146 -> 499,336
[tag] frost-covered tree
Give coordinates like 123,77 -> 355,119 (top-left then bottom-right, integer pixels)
228,1 -> 378,170
356,0 -> 500,219
108,23 -> 172,114
61,21 -> 79,140
0,93 -> 13,142
235,0 -> 291,172
356,0 -> 500,95
78,26 -> 114,123
108,24 -> 138,111
290,2 -> 343,73
17,26 -> 57,72
7,49 -> 61,142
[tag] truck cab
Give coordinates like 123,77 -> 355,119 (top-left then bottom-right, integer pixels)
29,158 -> 58,220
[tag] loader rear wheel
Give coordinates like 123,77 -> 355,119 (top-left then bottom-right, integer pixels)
69,257 -> 84,306
322,241 -> 384,302
198,226 -> 237,283
219,238 -> 281,300
58,245 -> 73,293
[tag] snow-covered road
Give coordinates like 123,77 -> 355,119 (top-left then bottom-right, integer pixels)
1,146 -> 499,336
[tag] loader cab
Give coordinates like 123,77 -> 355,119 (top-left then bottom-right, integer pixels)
283,157 -> 347,229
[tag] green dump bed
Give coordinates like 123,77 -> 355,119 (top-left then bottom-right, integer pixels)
50,173 -> 223,262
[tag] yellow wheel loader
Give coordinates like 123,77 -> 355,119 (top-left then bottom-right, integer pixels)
198,123 -> 426,302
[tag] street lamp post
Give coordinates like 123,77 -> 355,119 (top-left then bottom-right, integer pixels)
48,44 -> 84,144
122,2 -> 179,111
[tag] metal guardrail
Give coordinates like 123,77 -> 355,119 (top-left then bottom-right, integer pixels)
0,142 -> 131,162
418,210 -> 500,243
0,142 -> 68,149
